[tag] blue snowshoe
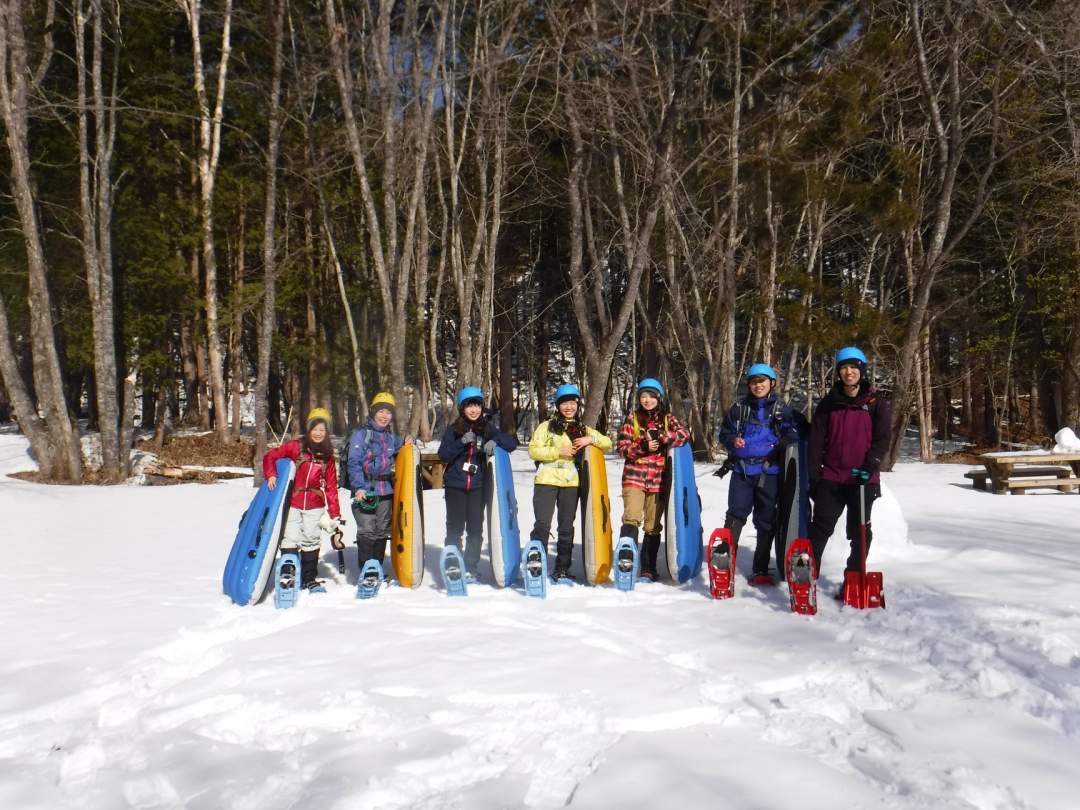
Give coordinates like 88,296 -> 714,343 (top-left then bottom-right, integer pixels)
357,559 -> 384,600
274,552 -> 300,609
522,539 -> 548,599
614,538 -> 639,592
440,545 -> 468,597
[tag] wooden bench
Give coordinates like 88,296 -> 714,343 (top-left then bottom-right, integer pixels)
976,451 -> 1080,495
965,466 -> 1073,492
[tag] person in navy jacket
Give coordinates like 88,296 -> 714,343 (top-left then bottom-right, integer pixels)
437,386 -> 518,582
717,364 -> 801,585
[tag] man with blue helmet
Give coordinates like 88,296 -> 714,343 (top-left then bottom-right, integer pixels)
718,363 -> 802,585
527,383 -> 613,581
437,386 -> 519,582
807,347 -> 892,586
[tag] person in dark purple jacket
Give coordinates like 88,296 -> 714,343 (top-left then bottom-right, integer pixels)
806,346 -> 892,579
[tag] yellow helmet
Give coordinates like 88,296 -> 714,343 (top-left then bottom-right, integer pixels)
370,391 -> 396,410
306,407 -> 332,430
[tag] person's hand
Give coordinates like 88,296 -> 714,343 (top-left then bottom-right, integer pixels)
461,430 -> 476,445
559,443 -> 575,459
734,437 -> 746,449
851,467 -> 872,483
483,439 -> 497,456
647,439 -> 660,452
405,436 -> 414,445
571,436 -> 592,452
267,475 -> 277,491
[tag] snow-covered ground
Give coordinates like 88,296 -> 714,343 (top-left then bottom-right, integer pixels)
2,430 -> 1079,810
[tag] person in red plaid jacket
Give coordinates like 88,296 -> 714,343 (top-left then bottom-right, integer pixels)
616,378 -> 691,581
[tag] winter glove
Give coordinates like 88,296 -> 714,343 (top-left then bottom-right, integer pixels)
357,492 -> 380,513
461,430 -> 477,445
851,467 -> 872,484
330,529 -> 346,551
483,439 -> 497,456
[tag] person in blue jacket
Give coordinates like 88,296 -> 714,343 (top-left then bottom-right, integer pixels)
437,386 -> 519,582
717,364 -> 800,585
347,391 -> 411,571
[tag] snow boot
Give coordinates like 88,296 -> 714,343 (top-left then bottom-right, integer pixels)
640,533 -> 661,580
300,549 -> 326,593
724,517 -> 745,547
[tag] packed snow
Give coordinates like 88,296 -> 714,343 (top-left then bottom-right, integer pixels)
2,427 -> 1079,809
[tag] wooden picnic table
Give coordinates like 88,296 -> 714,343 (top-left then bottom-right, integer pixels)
974,450 -> 1080,494
420,453 -> 446,489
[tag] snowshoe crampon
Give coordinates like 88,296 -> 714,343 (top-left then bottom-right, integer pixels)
784,538 -> 817,616
357,559 -> 384,600
614,537 -> 639,592
707,528 -> 736,600
274,552 -> 300,610
440,545 -> 468,597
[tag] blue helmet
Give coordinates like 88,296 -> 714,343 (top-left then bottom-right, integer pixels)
637,378 -> 665,399
456,386 -> 484,408
835,346 -> 868,368
554,383 -> 582,404
746,363 -> 777,381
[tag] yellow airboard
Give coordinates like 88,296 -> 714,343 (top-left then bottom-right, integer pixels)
580,445 -> 612,584
391,442 -> 425,588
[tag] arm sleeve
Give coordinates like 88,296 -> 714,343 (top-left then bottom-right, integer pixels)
262,440 -> 295,479
437,428 -> 462,463
587,427 -> 613,452
666,415 -> 691,448
717,405 -> 739,452
616,420 -> 642,460
325,455 -> 341,518
806,403 -> 829,483
864,398 -> 893,473
495,428 -> 519,452
347,431 -> 370,494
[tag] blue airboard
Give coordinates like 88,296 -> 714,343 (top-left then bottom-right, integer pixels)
223,458 -> 295,606
666,444 -> 703,583
487,446 -> 522,587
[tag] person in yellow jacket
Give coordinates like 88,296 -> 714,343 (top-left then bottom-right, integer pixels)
528,384 -> 613,582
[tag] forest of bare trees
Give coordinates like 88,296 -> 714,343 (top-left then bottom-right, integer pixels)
0,0 -> 1077,482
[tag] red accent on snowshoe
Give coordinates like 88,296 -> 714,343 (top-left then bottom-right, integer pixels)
707,528 -> 737,600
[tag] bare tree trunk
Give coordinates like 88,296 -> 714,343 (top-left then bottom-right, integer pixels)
74,0 -> 126,479
229,203 -> 245,441
179,0 -> 233,444
0,0 -> 81,482
253,0 -> 286,483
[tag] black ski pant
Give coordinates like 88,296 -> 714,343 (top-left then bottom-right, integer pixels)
445,486 -> 486,571
808,481 -> 880,573
352,495 -> 393,566
725,470 -> 780,575
531,484 -> 579,572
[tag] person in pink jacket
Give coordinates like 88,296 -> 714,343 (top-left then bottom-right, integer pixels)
263,408 -> 343,592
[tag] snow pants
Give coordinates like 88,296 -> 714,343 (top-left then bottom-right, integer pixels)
352,494 -> 392,565
621,488 -> 662,535
281,507 -> 323,553
725,470 -> 780,575
445,486 -> 485,570
532,484 -> 579,572
809,481 -> 881,572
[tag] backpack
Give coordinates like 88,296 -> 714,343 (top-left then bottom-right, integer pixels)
735,399 -> 784,438
338,427 -> 375,491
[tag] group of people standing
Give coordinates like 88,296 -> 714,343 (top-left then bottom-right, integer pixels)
258,345 -> 891,595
